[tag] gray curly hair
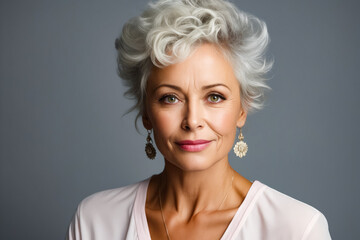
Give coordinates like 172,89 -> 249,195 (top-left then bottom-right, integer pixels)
115,0 -> 272,125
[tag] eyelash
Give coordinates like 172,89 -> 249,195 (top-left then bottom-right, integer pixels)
158,93 -> 226,104
207,93 -> 226,103
159,94 -> 179,104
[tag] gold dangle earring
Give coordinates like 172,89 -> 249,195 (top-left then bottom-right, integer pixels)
145,129 -> 156,160
233,128 -> 248,158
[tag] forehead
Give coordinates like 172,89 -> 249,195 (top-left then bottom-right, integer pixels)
147,43 -> 238,89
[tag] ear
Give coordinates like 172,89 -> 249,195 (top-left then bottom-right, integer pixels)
142,111 -> 153,130
236,109 -> 247,128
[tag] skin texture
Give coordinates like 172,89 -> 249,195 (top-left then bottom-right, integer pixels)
143,43 -> 252,240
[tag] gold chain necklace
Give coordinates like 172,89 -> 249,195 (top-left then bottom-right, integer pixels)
158,174 -> 235,240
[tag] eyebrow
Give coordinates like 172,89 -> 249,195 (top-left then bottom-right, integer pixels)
152,83 -> 231,93
202,83 -> 231,91
152,84 -> 182,93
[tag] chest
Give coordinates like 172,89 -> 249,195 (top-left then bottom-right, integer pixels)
146,208 -> 238,240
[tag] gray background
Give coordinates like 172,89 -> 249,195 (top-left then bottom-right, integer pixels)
1,0 -> 359,239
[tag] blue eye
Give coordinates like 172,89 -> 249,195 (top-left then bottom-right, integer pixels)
160,95 -> 179,104
208,94 -> 225,103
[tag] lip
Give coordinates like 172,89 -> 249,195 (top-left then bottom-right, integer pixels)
176,140 -> 212,152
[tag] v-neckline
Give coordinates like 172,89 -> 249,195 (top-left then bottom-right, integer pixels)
133,178 -> 265,240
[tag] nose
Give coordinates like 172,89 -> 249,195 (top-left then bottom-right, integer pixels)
181,99 -> 204,131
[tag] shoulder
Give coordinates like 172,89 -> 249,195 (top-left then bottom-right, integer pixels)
66,179 -> 150,240
78,179 -> 148,219
245,181 -> 331,239
259,183 -> 319,218
66,178 -> 150,239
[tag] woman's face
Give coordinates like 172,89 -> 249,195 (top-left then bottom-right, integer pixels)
143,43 -> 247,171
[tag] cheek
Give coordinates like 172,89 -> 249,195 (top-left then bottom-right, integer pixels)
208,107 -> 239,137
149,109 -> 182,157
150,109 -> 180,139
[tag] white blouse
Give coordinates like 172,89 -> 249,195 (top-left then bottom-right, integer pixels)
66,179 -> 331,240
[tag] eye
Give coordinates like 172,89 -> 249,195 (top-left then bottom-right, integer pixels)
159,94 -> 179,104
207,94 -> 225,103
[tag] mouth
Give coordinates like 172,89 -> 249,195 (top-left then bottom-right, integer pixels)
175,140 -> 212,152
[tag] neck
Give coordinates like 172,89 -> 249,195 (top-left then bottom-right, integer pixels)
159,158 -> 235,220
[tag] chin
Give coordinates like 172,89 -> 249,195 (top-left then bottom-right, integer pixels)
165,154 -> 223,172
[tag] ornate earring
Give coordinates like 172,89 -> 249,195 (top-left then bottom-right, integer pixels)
233,128 -> 248,158
145,129 -> 156,160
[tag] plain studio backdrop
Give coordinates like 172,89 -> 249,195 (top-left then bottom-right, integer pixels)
1,0 -> 359,239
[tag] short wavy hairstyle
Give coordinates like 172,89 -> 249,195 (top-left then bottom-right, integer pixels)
115,0 -> 272,125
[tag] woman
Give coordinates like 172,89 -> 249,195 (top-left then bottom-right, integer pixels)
67,0 -> 331,239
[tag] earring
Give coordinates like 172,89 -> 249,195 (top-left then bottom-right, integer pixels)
233,128 -> 248,158
145,129 -> 156,160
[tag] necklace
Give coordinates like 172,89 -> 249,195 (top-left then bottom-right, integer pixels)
158,174 -> 235,240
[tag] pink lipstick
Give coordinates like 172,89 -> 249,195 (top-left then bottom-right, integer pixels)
176,140 -> 212,152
